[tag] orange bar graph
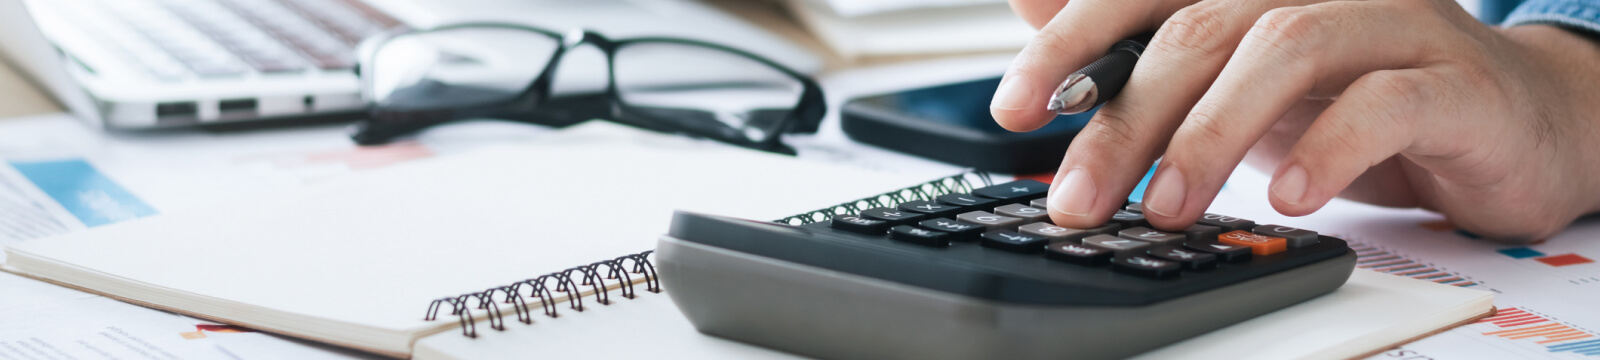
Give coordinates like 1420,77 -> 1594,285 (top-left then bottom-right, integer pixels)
1485,323 -> 1563,337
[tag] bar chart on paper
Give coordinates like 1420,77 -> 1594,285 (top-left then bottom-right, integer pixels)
1348,240 -> 1484,289
1347,219 -> 1600,360
1387,306 -> 1600,359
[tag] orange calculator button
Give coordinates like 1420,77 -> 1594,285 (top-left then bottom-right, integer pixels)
1216,231 -> 1287,255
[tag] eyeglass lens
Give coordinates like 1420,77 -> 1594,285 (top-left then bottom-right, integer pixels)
364,26 -> 807,146
369,27 -> 560,110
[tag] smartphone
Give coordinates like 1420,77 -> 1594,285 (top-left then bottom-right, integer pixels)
840,77 -> 1094,173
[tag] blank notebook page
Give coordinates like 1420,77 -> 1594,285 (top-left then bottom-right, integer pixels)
5,124 -> 928,353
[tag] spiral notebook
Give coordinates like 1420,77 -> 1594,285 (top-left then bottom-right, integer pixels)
0,122 -> 944,358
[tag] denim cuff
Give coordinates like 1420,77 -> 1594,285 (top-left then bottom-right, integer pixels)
1505,0 -> 1600,35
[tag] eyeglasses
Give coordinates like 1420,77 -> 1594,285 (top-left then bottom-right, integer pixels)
347,23 -> 826,154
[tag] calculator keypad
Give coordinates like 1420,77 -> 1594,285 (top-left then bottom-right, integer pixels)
957,211 -> 1024,231
861,208 -> 925,225
823,180 -> 1337,280
994,204 -> 1050,223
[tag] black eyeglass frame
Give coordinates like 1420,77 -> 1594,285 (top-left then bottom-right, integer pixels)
349,23 -> 827,154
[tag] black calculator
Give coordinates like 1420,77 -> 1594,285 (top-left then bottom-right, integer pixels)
657,179 -> 1356,360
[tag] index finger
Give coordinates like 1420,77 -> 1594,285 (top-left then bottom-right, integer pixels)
990,0 -> 1179,132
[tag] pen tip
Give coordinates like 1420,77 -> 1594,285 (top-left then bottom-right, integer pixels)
1049,74 -> 1098,115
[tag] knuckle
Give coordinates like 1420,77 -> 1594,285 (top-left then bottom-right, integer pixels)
1156,3 -> 1235,57
1362,71 -> 1430,122
1243,7 -> 1324,62
1083,109 -> 1144,147
1180,104 -> 1231,142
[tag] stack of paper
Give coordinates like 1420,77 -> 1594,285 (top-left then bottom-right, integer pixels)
783,0 -> 1035,58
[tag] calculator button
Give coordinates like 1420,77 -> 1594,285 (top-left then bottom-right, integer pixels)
918,219 -> 985,241
1147,246 -> 1217,270
899,200 -> 962,218
972,180 -> 1049,203
1111,256 -> 1182,279
830,215 -> 888,235
937,194 -> 996,209
980,231 -> 1049,253
1045,243 -> 1112,266
1029,198 -> 1049,210
1124,202 -> 1143,213
1107,211 -> 1148,230
1082,234 -> 1154,257
1018,223 -> 1098,243
1117,227 -> 1186,246
956,211 -> 1024,231
860,208 -> 925,225
1252,225 -> 1319,248
890,225 -> 951,247
1197,213 -> 1256,232
1182,242 -> 1253,263
1217,231 -> 1288,255
1183,224 -> 1222,242
993,204 -> 1050,223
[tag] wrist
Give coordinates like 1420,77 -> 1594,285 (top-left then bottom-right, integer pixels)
1497,25 -> 1600,215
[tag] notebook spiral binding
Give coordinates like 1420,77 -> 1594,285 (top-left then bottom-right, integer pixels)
423,250 -> 660,338
774,170 -> 993,225
424,171 -> 991,338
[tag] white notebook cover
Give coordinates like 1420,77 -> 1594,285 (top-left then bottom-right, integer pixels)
2,122 -> 932,357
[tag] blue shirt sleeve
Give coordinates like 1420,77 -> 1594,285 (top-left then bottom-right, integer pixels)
1503,0 -> 1600,35
1482,0 -> 1525,24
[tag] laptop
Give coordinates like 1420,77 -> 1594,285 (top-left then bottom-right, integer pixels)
0,0 -> 819,129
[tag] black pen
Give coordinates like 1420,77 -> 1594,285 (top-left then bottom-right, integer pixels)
1047,32 -> 1155,115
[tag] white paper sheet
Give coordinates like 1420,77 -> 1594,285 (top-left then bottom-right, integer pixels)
1204,167 -> 1600,359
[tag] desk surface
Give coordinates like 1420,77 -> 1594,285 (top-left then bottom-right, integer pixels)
0,59 -> 57,119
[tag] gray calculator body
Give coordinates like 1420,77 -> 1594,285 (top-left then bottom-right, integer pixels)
658,235 -> 1356,360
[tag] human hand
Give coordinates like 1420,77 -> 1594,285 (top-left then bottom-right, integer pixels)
993,0 -> 1600,241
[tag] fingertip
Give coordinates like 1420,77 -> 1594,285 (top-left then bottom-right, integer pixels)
990,75 -> 1057,132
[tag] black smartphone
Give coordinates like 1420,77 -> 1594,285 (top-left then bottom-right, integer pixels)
840,77 -> 1095,173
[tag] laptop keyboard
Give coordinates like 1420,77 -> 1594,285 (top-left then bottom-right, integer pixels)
42,0 -> 400,80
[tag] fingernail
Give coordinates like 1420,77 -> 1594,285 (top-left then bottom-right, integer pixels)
1050,169 -> 1096,216
990,75 -> 1033,111
1144,166 -> 1186,217
1271,165 -> 1308,205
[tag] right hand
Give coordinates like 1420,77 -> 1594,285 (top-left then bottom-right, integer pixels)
992,0 -> 1600,241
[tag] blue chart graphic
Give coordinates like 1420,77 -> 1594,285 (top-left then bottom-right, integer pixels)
10,159 -> 155,227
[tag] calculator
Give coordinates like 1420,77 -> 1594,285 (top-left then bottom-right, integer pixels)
656,179 -> 1356,360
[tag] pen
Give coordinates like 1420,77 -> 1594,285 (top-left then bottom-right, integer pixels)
1047,32 -> 1155,115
